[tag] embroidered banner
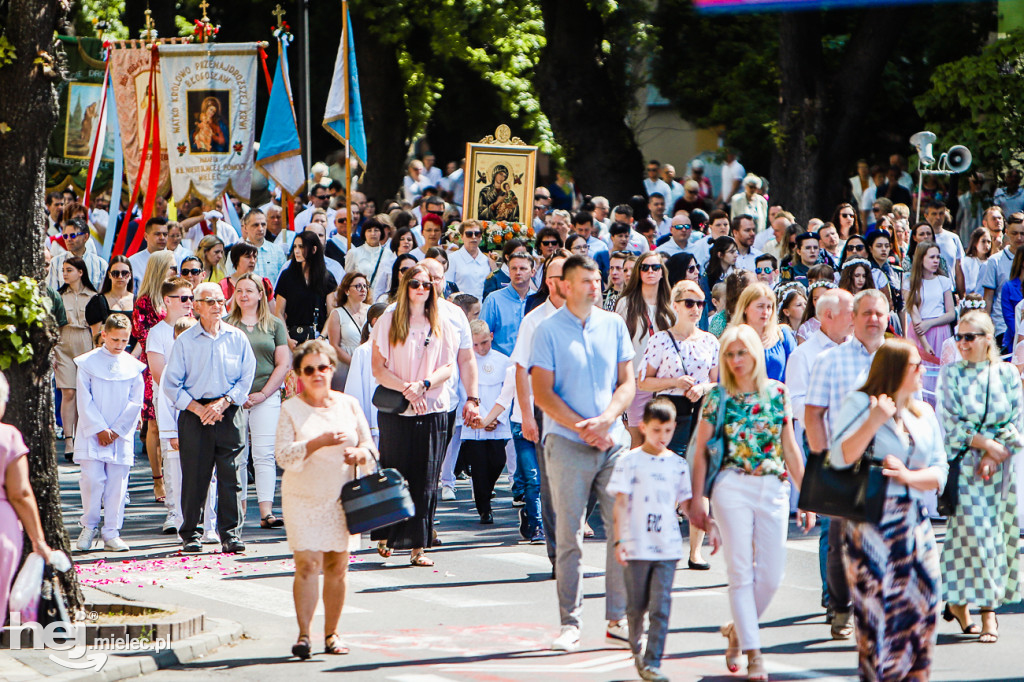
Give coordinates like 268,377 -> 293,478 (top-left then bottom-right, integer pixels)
157,43 -> 258,202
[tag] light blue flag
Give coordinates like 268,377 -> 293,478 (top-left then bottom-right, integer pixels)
256,38 -> 306,195
322,10 -> 367,167
101,78 -> 123,262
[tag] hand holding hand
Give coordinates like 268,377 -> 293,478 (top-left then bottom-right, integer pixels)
575,415 -> 611,446
462,401 -> 481,427
984,439 -> 1011,463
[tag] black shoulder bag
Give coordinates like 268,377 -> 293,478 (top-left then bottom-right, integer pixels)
938,365 -> 991,517
372,328 -> 432,414
340,449 -> 415,534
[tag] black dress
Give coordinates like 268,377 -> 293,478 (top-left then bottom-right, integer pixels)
274,267 -> 337,343
85,293 -> 137,350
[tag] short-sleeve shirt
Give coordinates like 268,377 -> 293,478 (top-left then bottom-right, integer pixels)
640,329 -> 718,397
805,336 -> 875,435
372,310 -> 458,415
146,320 -> 174,393
275,266 -> 337,334
0,424 -> 29,499
764,327 -> 797,382
529,306 -> 634,445
231,316 -> 289,394
934,229 -> 965,276
983,248 -> 1016,336
606,448 -> 692,561
912,275 -> 952,319
701,381 -> 791,477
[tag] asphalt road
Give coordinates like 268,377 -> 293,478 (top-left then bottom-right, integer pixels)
55,455 -> 1024,682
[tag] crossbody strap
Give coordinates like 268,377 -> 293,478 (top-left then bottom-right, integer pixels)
369,246 -> 386,285
954,364 -> 992,463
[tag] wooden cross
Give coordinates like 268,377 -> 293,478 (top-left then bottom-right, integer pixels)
272,3 -> 286,28
199,0 -> 210,20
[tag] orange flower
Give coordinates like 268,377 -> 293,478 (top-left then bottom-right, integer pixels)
527,227 -> 535,237
494,233 -> 504,243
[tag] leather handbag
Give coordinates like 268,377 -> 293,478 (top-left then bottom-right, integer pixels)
797,404 -> 888,524
938,366 -> 991,517
340,453 -> 415,534
687,385 -> 728,497
372,386 -> 410,414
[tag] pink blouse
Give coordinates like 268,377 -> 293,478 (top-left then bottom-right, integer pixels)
372,310 -> 457,414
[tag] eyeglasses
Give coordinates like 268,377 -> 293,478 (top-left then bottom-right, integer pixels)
541,240 -> 559,247
848,244 -> 866,252
872,207 -> 883,213
672,223 -> 692,230
675,298 -> 705,309
954,332 -> 985,343
63,230 -> 89,240
171,295 -> 195,303
350,283 -> 368,290
109,270 -> 131,278
301,364 -> 332,376
196,298 -> 225,305
687,264 -> 699,272
755,266 -> 774,274
180,268 -> 203,276
463,230 -> 482,238
336,218 -> 348,224
407,279 -> 431,290
639,263 -> 662,273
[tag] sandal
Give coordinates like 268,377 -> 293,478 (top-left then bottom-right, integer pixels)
720,622 -> 741,673
583,523 -> 595,539
376,540 -> 392,558
410,552 -> 435,567
942,603 -> 981,635
747,653 -> 768,681
153,475 -> 166,503
261,514 -> 285,529
979,609 -> 999,643
291,634 -> 311,660
324,633 -> 349,655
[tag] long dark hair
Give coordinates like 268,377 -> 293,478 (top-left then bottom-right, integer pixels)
839,235 -> 867,266
830,202 -> 863,237
705,236 -> 736,288
618,251 -> 674,338
387,253 -> 419,302
286,230 -> 332,296
57,256 -> 97,294
99,255 -> 134,295
390,227 -> 415,255
905,221 -> 934,266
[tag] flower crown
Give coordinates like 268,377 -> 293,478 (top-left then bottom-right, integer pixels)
808,280 -> 837,293
959,298 -> 986,312
774,282 -> 806,301
841,258 -> 872,270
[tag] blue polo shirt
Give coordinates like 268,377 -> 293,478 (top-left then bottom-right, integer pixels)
481,284 -> 529,356
529,306 -> 634,445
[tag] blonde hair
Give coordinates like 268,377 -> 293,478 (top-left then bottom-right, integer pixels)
195,235 -> 226,281
957,310 -> 1000,363
718,324 -> 769,396
225,273 -> 274,333
138,250 -> 177,314
469,319 -> 490,336
729,282 -> 780,345
174,316 -> 198,338
671,279 -> 703,301
389,264 -> 441,346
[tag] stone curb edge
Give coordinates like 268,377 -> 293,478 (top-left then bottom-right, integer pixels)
44,617 -> 244,682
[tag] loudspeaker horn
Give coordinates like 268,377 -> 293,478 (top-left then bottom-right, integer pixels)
910,131 -> 937,166
944,145 -> 972,173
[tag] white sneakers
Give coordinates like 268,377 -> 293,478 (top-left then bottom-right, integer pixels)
202,530 -> 221,544
637,664 -> 668,682
76,526 -> 98,552
551,625 -> 581,652
605,620 -> 631,649
104,537 -> 130,552
441,486 -> 456,501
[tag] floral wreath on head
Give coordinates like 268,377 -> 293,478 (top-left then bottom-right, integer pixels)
807,280 -> 837,294
958,298 -> 986,313
774,281 -> 807,302
841,258 -> 872,271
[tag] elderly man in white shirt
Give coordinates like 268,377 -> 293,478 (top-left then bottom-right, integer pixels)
730,174 -> 769,233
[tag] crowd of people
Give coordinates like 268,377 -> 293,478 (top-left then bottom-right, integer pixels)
4,152 -> 1023,681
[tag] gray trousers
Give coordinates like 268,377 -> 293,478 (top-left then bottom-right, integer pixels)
624,559 -> 677,668
544,432 -> 628,628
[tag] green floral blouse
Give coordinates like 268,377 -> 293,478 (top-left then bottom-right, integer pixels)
701,380 -> 791,477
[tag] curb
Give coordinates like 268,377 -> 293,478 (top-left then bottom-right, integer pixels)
11,617 -> 243,681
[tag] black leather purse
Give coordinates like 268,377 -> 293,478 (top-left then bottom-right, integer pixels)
340,452 -> 415,534
938,366 -> 991,517
372,386 -> 409,414
798,404 -> 889,524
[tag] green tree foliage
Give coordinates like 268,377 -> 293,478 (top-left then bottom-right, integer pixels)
0,276 -> 49,370
916,29 -> 1024,177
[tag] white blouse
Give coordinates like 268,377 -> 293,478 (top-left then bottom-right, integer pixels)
639,329 -> 719,397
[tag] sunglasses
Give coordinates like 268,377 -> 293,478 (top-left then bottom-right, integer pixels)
848,244 -> 866,252
954,332 -> 985,343
687,264 -> 699,272
639,263 -> 662,273
171,295 -> 195,303
336,218 -> 348,224
196,298 -> 225,305
407,279 -> 431,290
463,231 -> 482,238
109,270 -> 131,278
541,240 -> 559,247
872,207 -> 883,213
180,268 -> 203,276
755,266 -> 774,274
840,213 -> 855,219
675,298 -> 705,309
301,363 -> 332,376
63,230 -> 89,240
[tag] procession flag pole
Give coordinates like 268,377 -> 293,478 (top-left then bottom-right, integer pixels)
342,0 -> 352,251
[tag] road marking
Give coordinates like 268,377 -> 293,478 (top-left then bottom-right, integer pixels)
479,551 -> 604,575
388,676 -> 461,682
348,570 -> 523,608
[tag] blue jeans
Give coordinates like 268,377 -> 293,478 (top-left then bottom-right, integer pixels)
818,516 -> 830,607
511,423 -> 542,533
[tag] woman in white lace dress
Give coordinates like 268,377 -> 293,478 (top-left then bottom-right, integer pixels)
275,339 -> 375,660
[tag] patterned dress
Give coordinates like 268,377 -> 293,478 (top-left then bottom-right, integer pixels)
131,295 -> 164,422
937,361 -> 1024,607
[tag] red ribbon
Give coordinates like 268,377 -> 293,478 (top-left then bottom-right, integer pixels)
258,45 -> 273,97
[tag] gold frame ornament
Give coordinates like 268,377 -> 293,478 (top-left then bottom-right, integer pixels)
463,125 -> 538,227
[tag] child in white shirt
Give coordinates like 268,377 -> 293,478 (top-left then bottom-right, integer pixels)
74,314 -> 145,552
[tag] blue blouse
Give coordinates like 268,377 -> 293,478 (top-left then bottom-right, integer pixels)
764,326 -> 796,382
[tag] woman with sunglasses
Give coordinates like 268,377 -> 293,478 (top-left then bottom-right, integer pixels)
55,256 -> 97,459
379,253 -> 419,304
533,228 -> 563,289
276,339 -> 375,659
371,226 -> 416,302
447,220 -> 493,300
731,283 -> 796,382
177,256 -> 206,291
325,272 -> 369,390
275,230 -> 338,350
831,338 -> 947,681
937,310 -> 1023,645
901,222 -> 950,277
666,252 -> 708,330
838,234 -> 868,267
226,273 -> 291,530
371,264 -> 457,566
616,252 -> 674,447
638,279 -> 719,569
831,202 -> 863,240
86,256 -> 135,339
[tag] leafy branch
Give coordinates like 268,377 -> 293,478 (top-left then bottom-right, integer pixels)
0,277 -> 51,370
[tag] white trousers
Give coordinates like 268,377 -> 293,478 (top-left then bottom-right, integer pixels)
243,392 -> 281,504
711,470 -> 790,651
439,425 -> 463,489
161,438 -> 218,533
79,460 -> 131,541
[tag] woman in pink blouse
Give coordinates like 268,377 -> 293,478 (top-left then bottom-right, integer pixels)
371,263 -> 457,566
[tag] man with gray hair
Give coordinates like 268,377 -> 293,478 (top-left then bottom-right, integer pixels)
163,282 -> 256,554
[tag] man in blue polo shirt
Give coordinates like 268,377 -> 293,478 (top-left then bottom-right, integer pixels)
530,255 -> 635,653
480,252 -> 533,355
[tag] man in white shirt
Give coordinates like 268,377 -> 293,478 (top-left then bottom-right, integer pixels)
719,150 -> 744,207
422,154 -> 443,187
129,217 -> 170,288
48,218 -> 108,291
655,213 -> 694,257
688,209 -> 731,269
925,201 -> 964,292
643,160 -> 672,201
293,184 -> 334,232
984,213 -> 1024,350
240,208 -> 286,284
591,196 -> 611,236
644,193 -> 672,239
442,159 -> 465,209
607,206 -> 649,255
786,289 -> 853,432
858,164 -> 887,228
45,192 -> 64,237
994,169 -> 1024,217
754,210 -> 791,253
263,204 -> 294,256
403,159 -> 429,203
888,154 -> 914,191
730,174 -> 768,233
661,164 -> 686,207
730,214 -> 763,271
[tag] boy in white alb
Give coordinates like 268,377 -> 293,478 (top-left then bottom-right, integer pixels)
607,399 -> 697,682
74,314 -> 145,552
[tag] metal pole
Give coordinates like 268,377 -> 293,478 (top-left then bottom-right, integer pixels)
342,0 -> 352,250
301,0 -> 312,173
915,168 -> 922,223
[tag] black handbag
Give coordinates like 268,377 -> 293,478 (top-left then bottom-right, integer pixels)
798,404 -> 889,524
938,365 -> 991,517
340,452 -> 415,534
372,386 -> 409,414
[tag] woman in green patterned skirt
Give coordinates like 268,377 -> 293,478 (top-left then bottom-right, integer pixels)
937,310 -> 1023,643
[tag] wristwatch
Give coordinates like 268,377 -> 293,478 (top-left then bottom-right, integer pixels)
466,396 -> 481,406
422,379 -> 431,390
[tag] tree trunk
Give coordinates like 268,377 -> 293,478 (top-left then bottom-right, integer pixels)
535,0 -> 644,200
350,5 -> 408,206
770,10 -> 907,222
0,0 -> 82,609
